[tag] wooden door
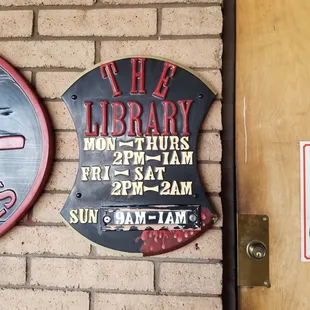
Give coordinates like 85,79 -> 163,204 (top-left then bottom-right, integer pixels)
236,0 -> 310,309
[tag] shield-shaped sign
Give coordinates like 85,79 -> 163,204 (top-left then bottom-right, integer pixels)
61,57 -> 217,255
0,57 -> 53,236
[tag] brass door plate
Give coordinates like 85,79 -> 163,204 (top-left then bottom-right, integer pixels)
237,214 -> 270,287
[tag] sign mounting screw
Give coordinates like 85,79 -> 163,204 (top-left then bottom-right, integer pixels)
189,214 -> 197,222
103,215 -> 112,224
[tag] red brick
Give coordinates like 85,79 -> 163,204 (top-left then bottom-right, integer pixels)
1,0 -> 94,5
0,226 -> 90,255
32,193 -> 67,223
162,7 -> 222,35
0,11 -> 33,38
45,101 -> 75,130
55,132 -> 78,160
100,39 -> 222,68
199,164 -> 221,193
94,293 -> 222,310
0,257 -> 26,285
38,9 -> 157,37
159,262 -> 222,294
46,162 -> 78,191
36,72 -> 78,99
201,101 -> 222,131
0,41 -> 95,68
0,289 -> 89,310
196,70 -> 222,98
198,132 -> 222,161
31,257 -> 154,291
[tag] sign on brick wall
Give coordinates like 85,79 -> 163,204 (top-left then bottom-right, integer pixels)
0,57 -> 53,236
61,57 -> 217,255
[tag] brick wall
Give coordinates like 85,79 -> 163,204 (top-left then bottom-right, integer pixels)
0,1 -> 223,309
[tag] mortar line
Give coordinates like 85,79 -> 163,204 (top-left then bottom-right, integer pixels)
16,221 -> 223,230
53,129 -> 76,132
19,67 -> 220,72
31,9 -> 36,38
89,245 -> 97,257
24,68 -> 85,72
30,71 -> 34,86
53,160 -> 223,166
17,222 -> 66,227
95,41 -> 101,64
153,261 -> 161,293
54,159 -> 79,163
89,292 -> 94,310
157,7 -> 162,39
33,7 -> 39,36
25,257 -> 31,285
44,190 -> 71,194
43,98 -> 65,103
199,161 -> 221,165
0,3 -> 222,11
52,129 -> 223,134
15,66 -> 221,72
0,253 -> 222,264
32,71 -> 37,90
0,284 -> 222,298
200,129 -> 222,133
52,128 -> 221,133
0,34 -> 221,42
43,98 -> 222,107
53,160 -> 223,164
27,206 -> 34,221
192,67 -> 221,72
42,189 -> 221,196
48,159 -> 222,164
207,192 -> 222,196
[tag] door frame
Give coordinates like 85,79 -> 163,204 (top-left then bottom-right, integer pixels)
222,0 -> 237,309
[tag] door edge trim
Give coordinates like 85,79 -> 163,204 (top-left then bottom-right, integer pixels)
222,0 -> 237,309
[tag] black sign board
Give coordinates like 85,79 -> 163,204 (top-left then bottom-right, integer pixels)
61,57 -> 217,255
0,57 -> 53,236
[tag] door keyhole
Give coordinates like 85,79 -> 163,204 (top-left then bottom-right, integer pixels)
246,241 -> 267,260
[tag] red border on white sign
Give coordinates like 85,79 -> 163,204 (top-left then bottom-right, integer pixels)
0,57 -> 54,236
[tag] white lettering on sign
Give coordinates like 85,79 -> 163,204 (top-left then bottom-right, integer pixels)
300,142 -> 310,261
81,166 -> 110,181
81,135 -> 195,196
113,210 -> 187,225
110,180 -> 192,196
84,137 -> 116,151
115,211 -> 147,225
69,209 -> 99,224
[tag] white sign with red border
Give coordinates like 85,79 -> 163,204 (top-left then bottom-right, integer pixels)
300,142 -> 310,261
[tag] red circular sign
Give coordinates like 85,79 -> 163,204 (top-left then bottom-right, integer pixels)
0,57 -> 53,236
